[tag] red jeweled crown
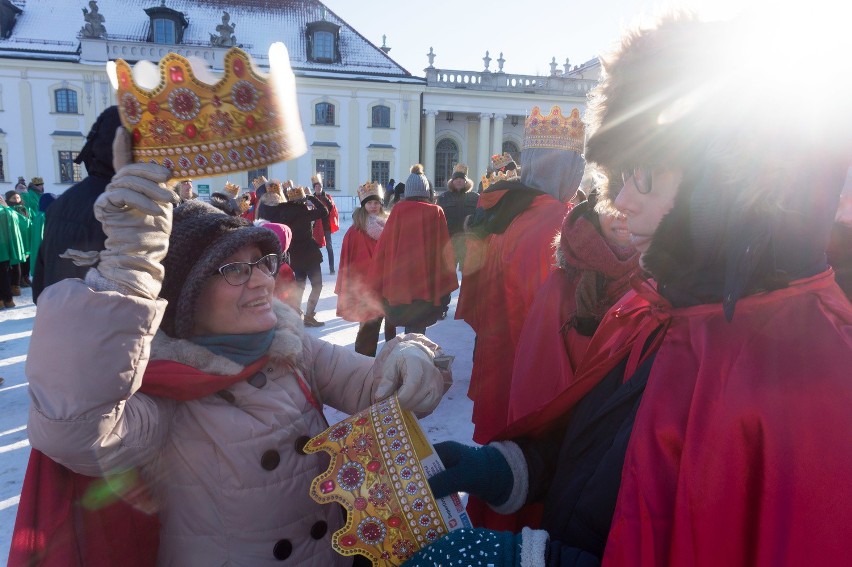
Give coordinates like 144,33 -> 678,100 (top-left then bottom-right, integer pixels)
357,181 -> 383,203
111,44 -> 306,180
523,105 -> 585,153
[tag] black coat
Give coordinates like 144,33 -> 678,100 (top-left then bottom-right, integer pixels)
31,174 -> 109,303
259,196 -> 327,271
437,188 -> 479,235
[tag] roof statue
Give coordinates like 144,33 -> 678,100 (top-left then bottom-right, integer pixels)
81,0 -> 107,39
210,11 -> 236,47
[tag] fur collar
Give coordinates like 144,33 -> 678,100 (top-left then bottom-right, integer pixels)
446,177 -> 474,193
150,300 -> 305,375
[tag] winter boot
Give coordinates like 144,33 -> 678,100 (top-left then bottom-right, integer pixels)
10,285 -> 20,297
304,313 -> 325,327
3,300 -> 15,308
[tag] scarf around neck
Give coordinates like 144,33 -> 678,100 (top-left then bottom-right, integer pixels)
190,329 -> 275,366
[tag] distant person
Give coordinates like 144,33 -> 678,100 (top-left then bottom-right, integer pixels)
310,173 -> 339,274
32,106 -> 120,303
437,163 -> 478,270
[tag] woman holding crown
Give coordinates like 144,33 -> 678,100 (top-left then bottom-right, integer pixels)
335,181 -> 396,356
10,46 -> 453,567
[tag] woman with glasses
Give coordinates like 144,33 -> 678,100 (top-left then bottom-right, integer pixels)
11,128 -> 451,567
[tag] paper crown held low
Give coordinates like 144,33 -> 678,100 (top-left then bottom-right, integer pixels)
523,105 -> 585,153
110,44 -> 306,180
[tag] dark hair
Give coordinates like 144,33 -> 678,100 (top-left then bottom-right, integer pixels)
209,192 -> 239,216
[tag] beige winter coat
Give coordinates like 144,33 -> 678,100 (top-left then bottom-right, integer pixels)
27,279 -> 421,566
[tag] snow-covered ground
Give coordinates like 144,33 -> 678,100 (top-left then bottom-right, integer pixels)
0,215 -> 476,562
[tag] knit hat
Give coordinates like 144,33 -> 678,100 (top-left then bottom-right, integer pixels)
160,200 -> 281,338
404,164 -> 430,198
451,164 -> 469,180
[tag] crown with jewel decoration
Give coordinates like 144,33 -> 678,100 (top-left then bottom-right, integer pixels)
357,181 -> 384,204
251,176 -> 268,190
523,106 -> 585,153
481,168 -> 520,191
286,185 -> 307,201
111,44 -> 306,180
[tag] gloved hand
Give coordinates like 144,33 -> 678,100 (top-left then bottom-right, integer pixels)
429,441 -> 513,506
373,334 -> 451,416
92,127 -> 178,299
402,527 -> 549,567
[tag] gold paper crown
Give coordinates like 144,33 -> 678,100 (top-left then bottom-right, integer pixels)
490,153 -> 515,171
30,176 -> 44,185
311,172 -> 323,185
111,44 -> 306,180
265,180 -> 283,196
305,396 -> 451,565
523,106 -> 585,153
222,181 -> 240,197
251,175 -> 268,190
481,168 -> 520,191
357,181 -> 384,203
286,185 -> 307,201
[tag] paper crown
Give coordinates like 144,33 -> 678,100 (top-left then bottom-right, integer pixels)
222,181 -> 240,197
311,172 -> 323,185
481,168 -> 520,191
523,106 -> 585,153
451,164 -> 468,178
286,185 -> 307,201
490,152 -> 516,172
357,181 -> 384,203
109,44 -> 306,180
305,396 -> 453,565
251,175 -> 268,190
30,177 -> 44,185
265,180 -> 283,196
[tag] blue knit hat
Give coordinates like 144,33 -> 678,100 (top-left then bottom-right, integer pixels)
404,164 -> 430,198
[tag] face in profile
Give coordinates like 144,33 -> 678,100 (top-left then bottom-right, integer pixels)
614,167 -> 683,256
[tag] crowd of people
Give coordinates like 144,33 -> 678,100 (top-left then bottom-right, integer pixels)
7,9 -> 852,567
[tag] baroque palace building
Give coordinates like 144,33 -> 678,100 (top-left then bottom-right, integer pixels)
0,0 -> 598,201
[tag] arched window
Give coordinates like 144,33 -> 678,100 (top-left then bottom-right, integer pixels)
371,105 -> 390,128
435,138 -> 459,189
315,102 -> 335,126
502,141 -> 520,165
54,88 -> 78,114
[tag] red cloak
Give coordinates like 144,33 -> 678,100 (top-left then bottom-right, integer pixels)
369,200 -> 458,307
456,192 -> 568,445
9,357 -> 271,567
312,195 -> 340,246
602,270 -> 852,566
335,225 -> 384,322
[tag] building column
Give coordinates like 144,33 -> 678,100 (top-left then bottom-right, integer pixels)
423,109 -> 438,184
492,113 -> 506,157
477,113 -> 492,179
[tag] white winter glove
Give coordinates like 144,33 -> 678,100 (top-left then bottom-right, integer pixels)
373,334 -> 453,417
91,127 -> 179,299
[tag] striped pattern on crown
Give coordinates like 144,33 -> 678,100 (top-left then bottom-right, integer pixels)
523,106 -> 585,153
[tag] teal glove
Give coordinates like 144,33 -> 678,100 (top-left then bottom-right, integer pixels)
403,527 -> 549,567
429,441 -> 512,506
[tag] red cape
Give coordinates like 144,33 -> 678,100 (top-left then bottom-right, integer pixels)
9,357 -> 268,567
600,271 -> 852,566
369,200 -> 458,307
504,267 -> 590,428
312,196 -> 340,246
456,192 -> 568,444
335,225 -> 384,321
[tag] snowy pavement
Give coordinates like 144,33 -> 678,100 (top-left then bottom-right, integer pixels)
0,215 -> 476,561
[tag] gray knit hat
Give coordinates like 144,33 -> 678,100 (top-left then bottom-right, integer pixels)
404,164 -> 430,198
160,200 -> 281,338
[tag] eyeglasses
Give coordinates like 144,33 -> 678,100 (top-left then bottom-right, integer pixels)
216,253 -> 280,286
621,167 -> 653,194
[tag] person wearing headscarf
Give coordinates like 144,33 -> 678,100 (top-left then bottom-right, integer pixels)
405,11 -> 852,566
505,182 -> 638,430
10,128 -> 451,567
369,164 -> 458,336
31,106 -> 121,303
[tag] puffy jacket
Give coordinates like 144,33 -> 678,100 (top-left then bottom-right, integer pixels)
27,279 -> 405,566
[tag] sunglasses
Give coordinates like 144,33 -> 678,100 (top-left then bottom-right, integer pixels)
621,167 -> 653,194
216,253 -> 280,286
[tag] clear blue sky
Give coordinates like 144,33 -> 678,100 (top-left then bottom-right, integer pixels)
322,0 -> 742,76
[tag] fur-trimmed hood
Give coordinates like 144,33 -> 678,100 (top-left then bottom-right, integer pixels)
446,177 -> 474,193
150,300 -> 305,375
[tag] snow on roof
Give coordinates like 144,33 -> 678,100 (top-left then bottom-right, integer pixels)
0,0 -> 416,80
